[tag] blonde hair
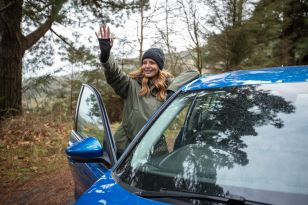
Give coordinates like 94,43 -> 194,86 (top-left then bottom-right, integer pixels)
129,68 -> 173,101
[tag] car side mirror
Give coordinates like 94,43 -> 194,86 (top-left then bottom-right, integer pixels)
66,137 -> 103,163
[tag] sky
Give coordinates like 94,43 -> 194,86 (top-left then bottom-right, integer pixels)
23,0 -> 210,78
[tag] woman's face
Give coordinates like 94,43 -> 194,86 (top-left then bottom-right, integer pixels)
142,58 -> 159,79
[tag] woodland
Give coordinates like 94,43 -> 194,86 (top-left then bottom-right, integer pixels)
0,1 -> 307,203
0,0 -> 307,119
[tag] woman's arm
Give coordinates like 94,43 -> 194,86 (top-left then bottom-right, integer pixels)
96,25 -> 130,99
102,55 -> 130,99
167,67 -> 200,93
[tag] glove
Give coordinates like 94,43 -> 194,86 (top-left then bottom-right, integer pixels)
98,38 -> 112,63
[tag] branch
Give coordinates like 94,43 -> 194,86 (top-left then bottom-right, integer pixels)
50,27 -> 73,47
206,0 -> 227,30
22,0 -> 67,51
51,27 -> 90,58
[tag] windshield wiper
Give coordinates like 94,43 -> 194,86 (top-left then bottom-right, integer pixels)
134,189 -> 272,205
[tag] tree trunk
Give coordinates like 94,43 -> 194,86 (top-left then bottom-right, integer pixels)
0,0 -> 64,118
165,0 -> 174,70
0,0 -> 24,117
138,0 -> 145,62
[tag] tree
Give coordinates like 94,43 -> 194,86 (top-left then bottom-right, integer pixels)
0,0 -> 63,117
177,0 -> 207,73
152,0 -> 182,74
137,0 -> 147,61
205,0 -> 256,71
0,0 -> 140,118
262,0 -> 308,65
206,26 -> 254,70
135,0 -> 163,61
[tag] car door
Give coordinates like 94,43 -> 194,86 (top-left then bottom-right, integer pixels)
67,84 -> 116,198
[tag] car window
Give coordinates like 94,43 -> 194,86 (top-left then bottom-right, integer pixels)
163,105 -> 189,152
116,82 -> 308,205
76,86 -> 105,144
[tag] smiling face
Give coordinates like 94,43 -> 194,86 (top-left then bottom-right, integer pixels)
141,58 -> 160,79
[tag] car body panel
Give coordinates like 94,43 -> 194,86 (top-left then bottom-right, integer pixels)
68,131 -> 106,197
74,170 -> 167,205
76,169 -> 308,205
183,66 -> 308,91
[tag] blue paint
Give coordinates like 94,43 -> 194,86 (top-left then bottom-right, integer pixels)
183,66 -> 308,91
66,137 -> 103,159
74,170 -> 167,205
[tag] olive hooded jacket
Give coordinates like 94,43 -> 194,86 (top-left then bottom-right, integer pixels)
102,55 -> 200,153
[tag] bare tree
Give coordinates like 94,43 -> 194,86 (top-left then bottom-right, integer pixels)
177,0 -> 208,73
137,0 -> 146,61
152,0 -> 182,74
136,0 -> 165,61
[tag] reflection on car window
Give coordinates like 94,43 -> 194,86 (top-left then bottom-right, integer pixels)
116,82 -> 308,205
76,86 -> 105,144
164,105 -> 190,153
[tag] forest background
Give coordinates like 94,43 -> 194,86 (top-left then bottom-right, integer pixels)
0,0 -> 307,204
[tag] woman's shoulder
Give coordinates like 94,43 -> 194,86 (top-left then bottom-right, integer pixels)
160,70 -> 174,84
166,77 -> 174,85
166,68 -> 200,92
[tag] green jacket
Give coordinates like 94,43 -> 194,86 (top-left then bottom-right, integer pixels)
102,55 -> 200,153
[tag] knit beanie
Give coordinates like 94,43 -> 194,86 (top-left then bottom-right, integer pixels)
141,48 -> 165,70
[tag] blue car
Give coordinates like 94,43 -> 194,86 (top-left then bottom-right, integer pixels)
66,66 -> 308,205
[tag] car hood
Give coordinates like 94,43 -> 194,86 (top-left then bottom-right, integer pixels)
74,170 -> 167,205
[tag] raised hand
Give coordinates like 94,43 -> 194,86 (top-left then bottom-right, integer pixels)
96,25 -> 113,63
96,25 -> 113,47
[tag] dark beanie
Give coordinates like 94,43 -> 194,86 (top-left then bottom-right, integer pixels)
141,48 -> 165,70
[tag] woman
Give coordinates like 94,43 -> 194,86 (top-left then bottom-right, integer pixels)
96,25 -> 199,157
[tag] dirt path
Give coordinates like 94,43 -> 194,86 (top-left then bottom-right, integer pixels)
0,169 -> 75,205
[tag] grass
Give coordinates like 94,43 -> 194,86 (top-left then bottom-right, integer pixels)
0,113 -> 121,188
0,113 -> 72,187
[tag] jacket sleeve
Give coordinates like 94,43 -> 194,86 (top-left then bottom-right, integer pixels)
101,54 -> 131,99
167,68 -> 200,92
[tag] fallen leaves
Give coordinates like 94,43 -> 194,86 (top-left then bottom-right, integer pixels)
0,113 -> 72,185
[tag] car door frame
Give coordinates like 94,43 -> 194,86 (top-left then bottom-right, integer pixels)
68,84 -> 117,198
73,84 -> 117,164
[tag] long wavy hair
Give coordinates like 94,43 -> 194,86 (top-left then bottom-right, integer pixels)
129,68 -> 173,101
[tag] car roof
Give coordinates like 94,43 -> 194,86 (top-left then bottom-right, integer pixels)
183,65 -> 308,91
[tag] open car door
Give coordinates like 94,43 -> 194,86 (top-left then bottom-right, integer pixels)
65,84 -> 117,198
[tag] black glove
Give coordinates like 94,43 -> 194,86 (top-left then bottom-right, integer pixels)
98,38 -> 112,63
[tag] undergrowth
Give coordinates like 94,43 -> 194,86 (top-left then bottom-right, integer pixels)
0,113 -> 120,189
0,113 -> 72,187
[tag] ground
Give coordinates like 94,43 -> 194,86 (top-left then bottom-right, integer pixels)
0,115 -> 120,205
0,114 -> 76,205
0,167 -> 75,205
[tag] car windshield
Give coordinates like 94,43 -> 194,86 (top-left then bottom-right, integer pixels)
115,82 -> 308,205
